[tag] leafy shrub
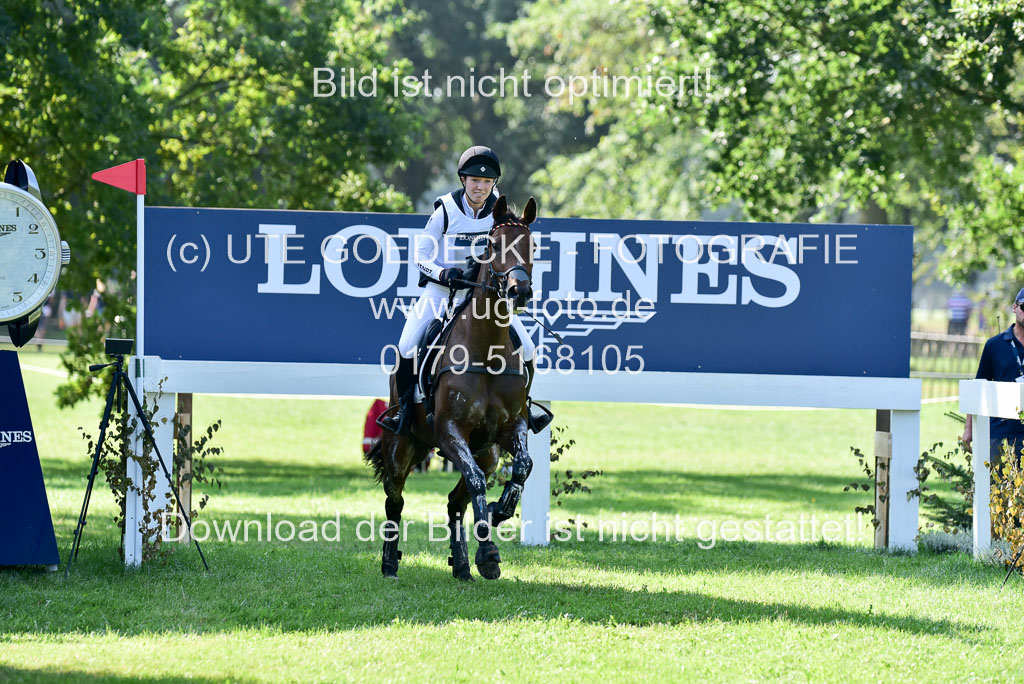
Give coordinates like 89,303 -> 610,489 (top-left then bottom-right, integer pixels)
844,412 -> 973,538
77,386 -> 224,562
990,441 -> 1024,571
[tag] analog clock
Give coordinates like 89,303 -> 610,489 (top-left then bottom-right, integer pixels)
0,160 -> 70,346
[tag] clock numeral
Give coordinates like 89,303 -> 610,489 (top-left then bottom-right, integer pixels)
13,292 -> 22,303
15,206 -> 19,217
29,223 -> 38,234
28,273 -> 38,283
35,248 -> 45,259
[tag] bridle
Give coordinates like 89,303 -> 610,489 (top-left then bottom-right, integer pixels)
447,214 -> 566,345
454,218 -> 533,298
484,218 -> 532,299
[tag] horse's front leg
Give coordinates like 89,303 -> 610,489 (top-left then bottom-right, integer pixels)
379,434 -> 417,578
445,445 -> 499,581
437,424 -> 502,579
491,417 -> 532,527
446,477 -> 473,581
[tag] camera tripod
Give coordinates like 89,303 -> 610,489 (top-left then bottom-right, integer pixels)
66,340 -> 209,576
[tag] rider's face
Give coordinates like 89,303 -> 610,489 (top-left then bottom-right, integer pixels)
462,176 -> 496,209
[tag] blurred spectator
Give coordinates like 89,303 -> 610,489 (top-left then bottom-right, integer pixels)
947,291 -> 972,335
362,398 -> 436,471
363,398 -> 388,455
33,291 -> 58,339
57,285 -> 101,332
57,290 -> 81,330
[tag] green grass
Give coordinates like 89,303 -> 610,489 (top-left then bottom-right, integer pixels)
2,349 -> 1019,682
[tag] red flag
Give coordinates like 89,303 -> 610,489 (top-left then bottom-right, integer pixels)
92,159 -> 146,195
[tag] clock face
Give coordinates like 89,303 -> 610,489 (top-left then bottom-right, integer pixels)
0,185 -> 61,323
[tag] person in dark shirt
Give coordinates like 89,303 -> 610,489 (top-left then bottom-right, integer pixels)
962,287 -> 1024,464
947,291 -> 973,335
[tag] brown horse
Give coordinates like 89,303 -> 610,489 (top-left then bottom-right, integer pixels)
365,195 -> 538,581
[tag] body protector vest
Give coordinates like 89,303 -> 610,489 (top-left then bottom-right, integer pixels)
416,190 -> 497,287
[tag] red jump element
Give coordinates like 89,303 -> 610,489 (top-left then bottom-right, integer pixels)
363,398 -> 388,454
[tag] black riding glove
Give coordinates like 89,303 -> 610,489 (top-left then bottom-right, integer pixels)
439,267 -> 465,287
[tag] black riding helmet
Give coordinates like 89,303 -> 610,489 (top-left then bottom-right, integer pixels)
458,145 -> 501,179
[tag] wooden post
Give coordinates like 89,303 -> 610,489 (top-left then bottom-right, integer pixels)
174,393 -> 193,543
874,409 -> 892,549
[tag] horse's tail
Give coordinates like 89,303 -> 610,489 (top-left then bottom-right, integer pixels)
364,439 -> 386,483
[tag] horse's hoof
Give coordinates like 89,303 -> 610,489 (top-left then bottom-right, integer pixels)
383,573 -> 399,581
449,554 -> 474,581
477,561 -> 500,580
381,544 -> 401,578
475,544 -> 501,580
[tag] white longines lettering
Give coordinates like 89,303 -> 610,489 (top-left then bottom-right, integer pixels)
0,430 -> 33,449
668,234 -> 800,307
257,224 -> 321,295
234,225 -> 844,308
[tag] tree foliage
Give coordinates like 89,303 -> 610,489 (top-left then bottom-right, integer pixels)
0,0 -> 417,405
508,0 -> 1024,285
386,0 -> 598,208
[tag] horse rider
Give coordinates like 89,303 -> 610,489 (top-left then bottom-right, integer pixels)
379,145 -> 550,435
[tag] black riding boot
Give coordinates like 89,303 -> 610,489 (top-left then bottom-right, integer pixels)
378,356 -> 415,435
524,359 -> 554,434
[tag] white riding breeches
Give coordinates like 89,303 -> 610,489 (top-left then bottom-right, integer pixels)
396,284 -> 536,362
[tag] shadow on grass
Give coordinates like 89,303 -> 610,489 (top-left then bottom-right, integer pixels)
0,666 -> 244,684
537,536 -> 998,588
558,469 -> 859,516
0,512 -> 997,644
39,456 -> 380,498
45,460 -> 865,521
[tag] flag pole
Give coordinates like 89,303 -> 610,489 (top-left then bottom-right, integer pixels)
91,159 -> 148,566
137,190 -> 144,359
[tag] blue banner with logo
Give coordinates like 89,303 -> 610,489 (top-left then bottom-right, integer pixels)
143,207 -> 911,377
0,351 -> 60,567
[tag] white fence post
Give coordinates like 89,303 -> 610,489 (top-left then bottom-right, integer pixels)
959,379 -> 1024,559
888,409 -> 920,551
972,413 -> 991,558
521,401 -> 551,546
124,358 -> 176,567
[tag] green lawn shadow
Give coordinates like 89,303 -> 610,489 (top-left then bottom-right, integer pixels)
0,512 -> 995,645
0,666 -> 243,684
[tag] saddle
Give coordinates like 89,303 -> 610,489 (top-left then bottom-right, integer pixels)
403,258 -> 552,435
415,296 -> 525,410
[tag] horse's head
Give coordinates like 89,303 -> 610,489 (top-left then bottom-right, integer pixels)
486,195 -> 537,309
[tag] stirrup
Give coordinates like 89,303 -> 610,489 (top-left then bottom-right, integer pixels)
377,410 -> 403,435
377,391 -> 412,435
527,398 -> 554,434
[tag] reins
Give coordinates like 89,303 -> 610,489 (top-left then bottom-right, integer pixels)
444,217 -> 566,344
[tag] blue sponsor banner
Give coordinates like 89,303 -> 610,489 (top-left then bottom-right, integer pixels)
143,207 -> 911,377
0,351 -> 60,566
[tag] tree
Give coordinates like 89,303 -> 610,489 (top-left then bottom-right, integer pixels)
385,0 -> 599,208
0,0 -> 417,405
507,0 -> 1024,285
